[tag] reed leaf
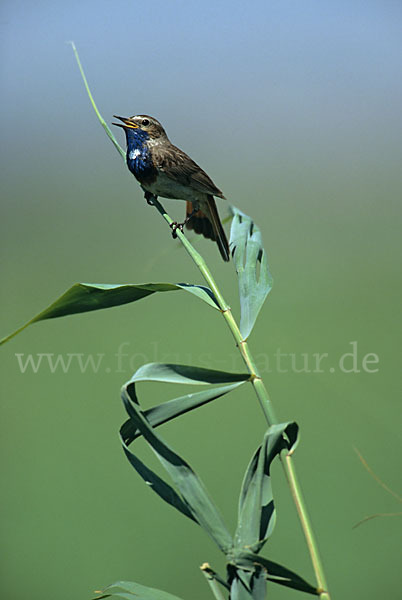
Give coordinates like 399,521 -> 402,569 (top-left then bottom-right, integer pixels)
93,580 -> 185,600
230,207 -> 273,339
0,282 -> 219,346
119,363 -> 250,553
235,422 -> 298,554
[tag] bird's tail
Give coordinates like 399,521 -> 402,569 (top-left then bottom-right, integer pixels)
185,197 -> 230,262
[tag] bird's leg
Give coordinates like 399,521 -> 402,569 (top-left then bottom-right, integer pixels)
143,189 -> 157,205
169,207 -> 198,238
143,189 -> 181,238
182,207 -> 198,226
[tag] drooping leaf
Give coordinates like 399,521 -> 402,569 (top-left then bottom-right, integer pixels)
119,364 -> 249,553
121,396 -> 233,553
232,551 -> 319,595
121,380 -> 247,443
121,438 -> 196,522
229,206 -> 273,339
126,362 -> 249,386
94,580 -> 185,600
235,422 -> 299,554
0,282 -> 219,346
121,362 -> 249,448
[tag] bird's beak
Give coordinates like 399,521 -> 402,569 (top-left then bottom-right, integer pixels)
112,115 -> 139,129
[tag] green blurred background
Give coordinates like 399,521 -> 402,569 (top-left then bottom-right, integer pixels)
1,1 -> 401,598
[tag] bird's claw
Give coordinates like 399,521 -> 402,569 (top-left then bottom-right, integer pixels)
170,221 -> 184,239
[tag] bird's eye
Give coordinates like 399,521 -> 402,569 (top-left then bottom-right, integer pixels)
141,119 -> 150,126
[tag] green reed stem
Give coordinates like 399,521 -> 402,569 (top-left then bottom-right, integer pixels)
150,197 -> 330,599
150,197 -> 277,423
69,42 -> 125,161
284,451 -> 330,598
71,43 -> 330,599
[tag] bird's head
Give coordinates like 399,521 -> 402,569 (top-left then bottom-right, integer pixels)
112,115 -> 167,141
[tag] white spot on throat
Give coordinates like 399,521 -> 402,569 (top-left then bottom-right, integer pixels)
129,149 -> 141,160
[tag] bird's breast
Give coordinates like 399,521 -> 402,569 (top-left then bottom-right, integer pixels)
126,144 -> 158,186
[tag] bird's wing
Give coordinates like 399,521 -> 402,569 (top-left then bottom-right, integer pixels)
155,144 -> 225,198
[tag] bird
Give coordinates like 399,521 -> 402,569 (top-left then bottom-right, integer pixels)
112,114 -> 230,261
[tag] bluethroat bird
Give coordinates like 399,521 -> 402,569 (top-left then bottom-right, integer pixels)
113,115 -> 230,261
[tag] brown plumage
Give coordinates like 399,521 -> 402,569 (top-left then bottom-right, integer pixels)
113,114 -> 230,261
185,198 -> 229,262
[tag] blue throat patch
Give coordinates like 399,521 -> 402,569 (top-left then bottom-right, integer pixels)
125,128 -> 153,179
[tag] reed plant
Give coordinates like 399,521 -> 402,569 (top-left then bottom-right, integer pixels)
1,44 -> 331,600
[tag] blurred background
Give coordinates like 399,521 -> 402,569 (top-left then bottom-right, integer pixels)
1,1 -> 401,598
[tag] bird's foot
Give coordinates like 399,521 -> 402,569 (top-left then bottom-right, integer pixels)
169,209 -> 198,238
170,221 -> 184,239
144,191 -> 156,205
